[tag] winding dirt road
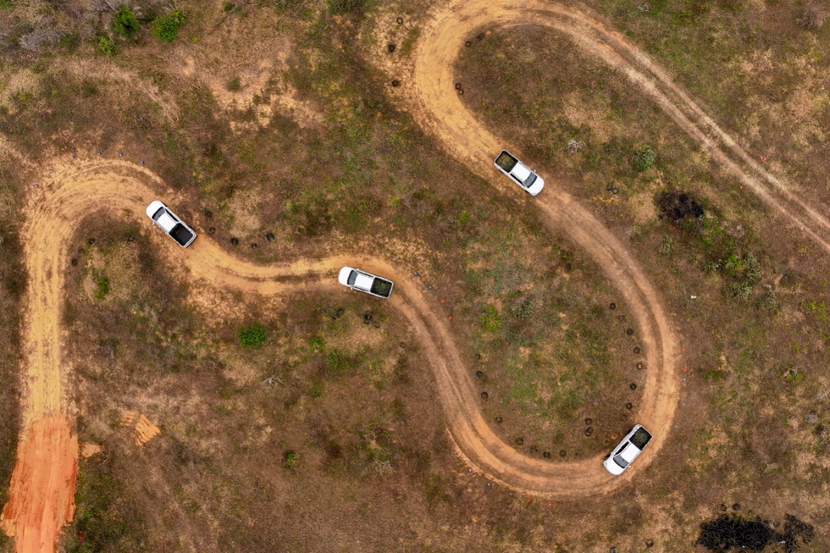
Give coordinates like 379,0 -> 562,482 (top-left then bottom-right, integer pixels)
6,0 -> 827,551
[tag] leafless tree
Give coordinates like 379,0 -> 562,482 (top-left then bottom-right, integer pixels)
798,2 -> 829,29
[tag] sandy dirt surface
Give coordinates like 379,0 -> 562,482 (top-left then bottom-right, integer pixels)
6,1 -> 827,551
120,412 -> 161,447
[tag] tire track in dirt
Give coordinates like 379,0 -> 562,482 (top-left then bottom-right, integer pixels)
3,157 -> 645,552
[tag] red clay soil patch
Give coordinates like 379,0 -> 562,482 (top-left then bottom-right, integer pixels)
0,415 -> 78,553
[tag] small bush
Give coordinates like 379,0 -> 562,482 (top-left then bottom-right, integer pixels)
112,5 -> 140,40
329,0 -> 366,14
97,36 -> 115,55
283,451 -> 297,468
226,76 -> 241,92
659,235 -> 673,256
94,277 -> 110,300
758,289 -> 778,312
152,10 -> 186,43
0,0 -> 12,8
631,146 -> 656,173
238,322 -> 267,348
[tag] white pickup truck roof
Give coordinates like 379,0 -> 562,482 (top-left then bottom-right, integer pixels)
353,272 -> 375,291
155,211 -> 179,233
511,162 -> 532,183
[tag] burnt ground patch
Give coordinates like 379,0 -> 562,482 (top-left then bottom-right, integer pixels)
697,513 -> 814,552
657,191 -> 705,222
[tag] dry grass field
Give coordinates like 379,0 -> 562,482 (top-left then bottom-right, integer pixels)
0,0 -> 828,552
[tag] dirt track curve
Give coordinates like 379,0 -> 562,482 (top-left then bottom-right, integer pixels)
7,0 -> 829,551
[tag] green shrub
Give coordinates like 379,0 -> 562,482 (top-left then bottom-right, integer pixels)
0,0 -> 13,8
112,5 -> 140,40
631,146 -> 656,173
283,451 -> 297,468
152,10 -> 186,43
480,305 -> 501,332
97,36 -> 115,56
94,277 -> 110,300
237,322 -> 267,348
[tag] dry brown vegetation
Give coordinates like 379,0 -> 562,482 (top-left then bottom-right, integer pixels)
0,0 -> 829,551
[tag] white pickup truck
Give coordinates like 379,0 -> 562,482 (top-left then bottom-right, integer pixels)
494,150 -> 544,196
146,201 -> 197,248
338,267 -> 394,299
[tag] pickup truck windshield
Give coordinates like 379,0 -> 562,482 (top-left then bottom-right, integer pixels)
524,173 -> 537,187
170,224 -> 194,246
151,207 -> 165,221
347,270 -> 357,286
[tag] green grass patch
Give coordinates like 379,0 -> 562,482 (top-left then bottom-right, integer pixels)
94,277 -> 110,300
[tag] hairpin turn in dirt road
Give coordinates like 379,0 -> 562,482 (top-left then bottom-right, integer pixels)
7,0 -> 830,551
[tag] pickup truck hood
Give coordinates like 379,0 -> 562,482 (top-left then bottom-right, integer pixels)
511,162 -> 532,184
156,211 -> 179,233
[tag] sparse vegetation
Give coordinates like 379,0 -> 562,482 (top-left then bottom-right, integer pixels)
96,36 -> 115,56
